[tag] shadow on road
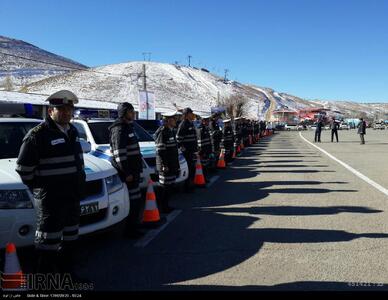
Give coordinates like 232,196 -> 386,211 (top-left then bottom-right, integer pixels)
204,205 -> 383,216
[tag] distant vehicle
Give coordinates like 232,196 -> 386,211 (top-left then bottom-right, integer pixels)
275,124 -> 286,130
339,123 -> 349,130
134,119 -> 162,136
324,125 -> 330,130
373,123 -> 385,130
285,124 -> 297,131
296,124 -> 306,131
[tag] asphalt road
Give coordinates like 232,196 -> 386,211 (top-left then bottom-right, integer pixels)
19,130 -> 388,291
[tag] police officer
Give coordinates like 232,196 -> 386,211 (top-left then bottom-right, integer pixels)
242,119 -> 249,147
197,115 -> 214,180
221,119 -> 235,163
330,117 -> 339,143
234,117 -> 243,150
357,117 -> 367,144
176,107 -> 198,192
314,117 -> 324,143
209,113 -> 223,167
16,90 -> 86,278
154,111 -> 180,213
109,102 -> 144,238
259,120 -> 266,137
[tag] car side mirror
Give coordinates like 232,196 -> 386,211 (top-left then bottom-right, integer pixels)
80,139 -> 92,153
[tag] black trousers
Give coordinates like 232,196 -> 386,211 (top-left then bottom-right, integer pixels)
125,174 -> 143,231
183,151 -> 196,190
314,131 -> 321,142
360,134 -> 365,144
331,130 -> 338,142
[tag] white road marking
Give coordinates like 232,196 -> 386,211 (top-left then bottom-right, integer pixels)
299,132 -> 388,197
134,210 -> 182,248
207,175 -> 220,187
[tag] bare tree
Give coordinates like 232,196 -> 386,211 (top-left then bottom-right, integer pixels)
219,94 -> 249,119
4,75 -> 14,91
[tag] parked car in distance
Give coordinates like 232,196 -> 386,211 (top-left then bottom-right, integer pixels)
373,123 -> 385,130
285,124 -> 297,131
339,123 -> 350,130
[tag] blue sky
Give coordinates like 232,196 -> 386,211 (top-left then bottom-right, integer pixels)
1,0 -> 387,102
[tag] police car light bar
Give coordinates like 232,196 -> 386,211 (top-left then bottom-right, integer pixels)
74,108 -> 118,119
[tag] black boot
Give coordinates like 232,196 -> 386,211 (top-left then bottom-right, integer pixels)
35,249 -> 60,274
59,242 -> 92,284
161,186 -> 174,214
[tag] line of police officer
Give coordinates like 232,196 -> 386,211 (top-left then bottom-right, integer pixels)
15,89 -> 268,284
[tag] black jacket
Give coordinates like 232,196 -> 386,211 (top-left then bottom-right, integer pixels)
358,121 -> 366,134
16,116 -> 86,201
316,121 -> 324,132
198,124 -> 213,155
154,125 -> 180,173
176,119 -> 198,153
109,119 -> 142,179
234,123 -> 243,143
330,121 -> 339,130
222,125 -> 235,149
209,120 -> 222,152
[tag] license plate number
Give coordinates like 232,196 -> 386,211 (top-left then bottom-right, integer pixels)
80,202 -> 99,216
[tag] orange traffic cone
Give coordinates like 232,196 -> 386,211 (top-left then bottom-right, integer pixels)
217,149 -> 226,169
1,243 -> 26,290
143,180 -> 160,224
194,156 -> 206,187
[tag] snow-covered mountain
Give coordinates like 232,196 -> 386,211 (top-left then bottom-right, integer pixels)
3,35 -> 388,120
0,35 -> 88,88
24,61 -> 279,118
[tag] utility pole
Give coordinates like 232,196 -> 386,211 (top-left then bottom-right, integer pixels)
142,52 -> 152,61
188,55 -> 192,67
224,69 -> 229,83
142,64 -> 149,120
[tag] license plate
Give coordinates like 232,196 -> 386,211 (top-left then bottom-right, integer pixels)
80,202 -> 99,216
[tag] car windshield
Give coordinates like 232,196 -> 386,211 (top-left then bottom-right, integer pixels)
0,122 -> 40,159
88,121 -> 154,144
134,120 -> 161,135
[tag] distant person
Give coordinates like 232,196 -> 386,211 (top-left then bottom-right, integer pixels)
357,118 -> 367,145
330,118 -> 339,142
314,118 -> 323,143
109,102 -> 144,239
154,111 -> 180,213
176,107 -> 198,192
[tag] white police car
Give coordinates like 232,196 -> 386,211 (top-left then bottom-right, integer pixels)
0,118 -> 130,248
71,109 -> 189,188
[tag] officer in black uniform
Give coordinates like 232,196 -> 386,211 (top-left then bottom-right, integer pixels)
197,115 -> 214,180
242,119 -> 249,147
16,90 -> 86,279
109,102 -> 144,238
234,117 -> 243,151
209,113 -> 223,168
154,111 -> 180,213
221,119 -> 235,163
176,107 -> 198,192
